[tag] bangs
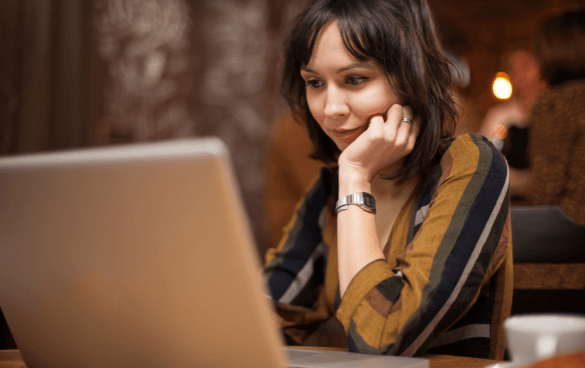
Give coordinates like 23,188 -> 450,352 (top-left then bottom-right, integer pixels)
294,1 -> 391,68
295,10 -> 336,67
337,14 -> 384,63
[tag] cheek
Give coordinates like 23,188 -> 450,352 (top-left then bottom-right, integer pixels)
352,87 -> 398,116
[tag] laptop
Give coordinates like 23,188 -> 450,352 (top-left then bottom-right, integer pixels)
0,138 -> 428,368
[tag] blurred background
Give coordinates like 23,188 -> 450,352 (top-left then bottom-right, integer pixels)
1,0 -> 584,261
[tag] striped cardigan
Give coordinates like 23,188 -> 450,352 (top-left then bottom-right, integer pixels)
264,133 -> 513,360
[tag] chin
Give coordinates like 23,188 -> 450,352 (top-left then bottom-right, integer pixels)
334,142 -> 349,152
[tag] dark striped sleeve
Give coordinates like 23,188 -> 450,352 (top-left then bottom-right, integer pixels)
264,168 -> 332,309
336,133 -> 511,357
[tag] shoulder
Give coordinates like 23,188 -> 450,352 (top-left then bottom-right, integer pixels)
443,133 -> 507,168
537,79 -> 585,105
532,80 -> 585,127
431,133 -> 508,189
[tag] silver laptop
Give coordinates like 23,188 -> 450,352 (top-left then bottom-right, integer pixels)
0,138 -> 428,368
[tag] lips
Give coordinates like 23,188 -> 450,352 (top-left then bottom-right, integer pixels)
331,126 -> 365,145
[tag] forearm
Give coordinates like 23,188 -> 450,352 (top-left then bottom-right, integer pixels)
337,168 -> 385,296
335,104 -> 416,297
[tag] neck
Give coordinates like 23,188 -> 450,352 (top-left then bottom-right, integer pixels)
371,172 -> 420,201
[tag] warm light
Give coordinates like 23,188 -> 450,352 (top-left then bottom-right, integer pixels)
492,72 -> 513,100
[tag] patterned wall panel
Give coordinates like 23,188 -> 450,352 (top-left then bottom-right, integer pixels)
94,0 -> 274,257
94,0 -> 195,141
200,0 -> 273,256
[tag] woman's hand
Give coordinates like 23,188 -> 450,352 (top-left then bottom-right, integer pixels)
338,104 -> 420,183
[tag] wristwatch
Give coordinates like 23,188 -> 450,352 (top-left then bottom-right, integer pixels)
335,192 -> 376,214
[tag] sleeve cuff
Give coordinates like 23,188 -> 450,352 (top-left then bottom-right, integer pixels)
336,259 -> 394,330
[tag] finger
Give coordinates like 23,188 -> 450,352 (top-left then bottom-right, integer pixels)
396,105 -> 413,144
385,104 -> 403,131
370,114 -> 385,126
386,104 -> 403,122
411,115 -> 422,135
367,114 -> 386,138
407,116 -> 421,150
401,105 -> 414,128
402,105 -> 414,120
369,114 -> 386,129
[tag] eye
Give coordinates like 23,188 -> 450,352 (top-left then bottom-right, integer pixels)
305,79 -> 324,89
346,76 -> 369,85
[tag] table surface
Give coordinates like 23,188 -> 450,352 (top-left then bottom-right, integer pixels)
0,349 -> 501,368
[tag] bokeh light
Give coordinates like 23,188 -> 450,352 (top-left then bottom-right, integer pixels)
492,72 -> 513,100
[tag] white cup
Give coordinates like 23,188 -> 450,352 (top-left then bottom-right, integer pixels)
504,314 -> 585,365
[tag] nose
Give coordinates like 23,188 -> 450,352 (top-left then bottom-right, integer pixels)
323,85 -> 349,119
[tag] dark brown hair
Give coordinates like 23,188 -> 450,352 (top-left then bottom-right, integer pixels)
280,0 -> 457,183
534,8 -> 585,86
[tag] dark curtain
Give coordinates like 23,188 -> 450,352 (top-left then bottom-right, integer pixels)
0,0 -> 95,155
0,0 -> 97,350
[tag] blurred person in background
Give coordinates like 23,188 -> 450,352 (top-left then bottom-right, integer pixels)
480,50 -> 542,150
479,50 -> 543,202
519,8 -> 585,224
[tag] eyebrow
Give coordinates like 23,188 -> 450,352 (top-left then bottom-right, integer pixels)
301,62 -> 373,74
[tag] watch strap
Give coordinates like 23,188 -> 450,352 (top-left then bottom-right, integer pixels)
335,192 -> 376,214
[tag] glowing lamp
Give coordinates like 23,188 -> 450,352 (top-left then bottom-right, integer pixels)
492,72 -> 513,100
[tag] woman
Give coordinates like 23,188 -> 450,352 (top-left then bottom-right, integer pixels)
264,0 -> 512,360
524,8 -> 585,225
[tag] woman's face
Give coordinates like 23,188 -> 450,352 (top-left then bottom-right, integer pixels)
300,21 -> 400,151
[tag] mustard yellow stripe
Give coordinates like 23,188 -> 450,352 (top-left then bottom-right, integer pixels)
391,134 -> 481,336
336,260 -> 394,330
323,208 -> 340,309
386,188 -> 418,268
354,301 -> 395,347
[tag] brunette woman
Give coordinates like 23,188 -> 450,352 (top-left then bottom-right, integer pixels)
264,0 -> 512,359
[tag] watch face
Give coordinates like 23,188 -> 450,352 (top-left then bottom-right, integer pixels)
359,193 -> 375,213
363,194 -> 375,208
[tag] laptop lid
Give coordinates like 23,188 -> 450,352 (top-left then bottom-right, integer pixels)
0,138 -> 287,368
